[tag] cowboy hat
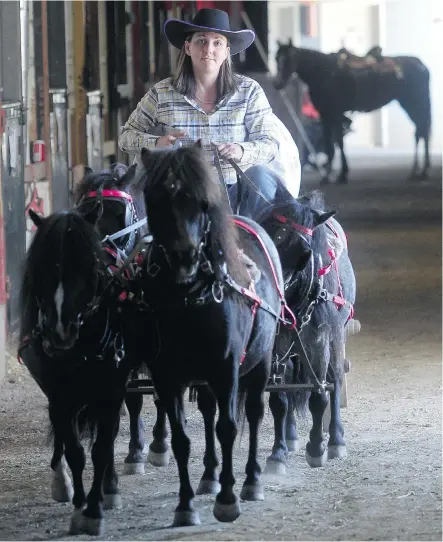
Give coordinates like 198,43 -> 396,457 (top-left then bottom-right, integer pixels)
164,8 -> 255,56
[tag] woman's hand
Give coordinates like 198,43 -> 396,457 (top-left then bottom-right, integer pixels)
216,142 -> 244,162
156,131 -> 186,148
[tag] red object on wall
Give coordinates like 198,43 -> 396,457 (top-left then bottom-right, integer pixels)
32,140 -> 45,163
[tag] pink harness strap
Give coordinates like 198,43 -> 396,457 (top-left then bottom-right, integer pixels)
86,190 -> 133,201
233,218 -> 297,364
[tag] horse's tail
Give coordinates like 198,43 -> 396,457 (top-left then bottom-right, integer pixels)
235,384 -> 248,446
288,355 -> 310,419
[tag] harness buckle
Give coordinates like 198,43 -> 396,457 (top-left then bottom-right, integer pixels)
201,260 -> 213,275
212,281 -> 224,303
147,262 -> 161,277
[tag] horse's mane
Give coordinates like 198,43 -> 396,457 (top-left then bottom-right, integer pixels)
130,146 -> 248,284
20,211 -> 103,329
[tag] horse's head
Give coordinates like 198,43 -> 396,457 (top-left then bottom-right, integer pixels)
259,192 -> 336,287
139,142 -> 222,284
23,208 -> 106,355
74,163 -> 142,251
274,39 -> 297,90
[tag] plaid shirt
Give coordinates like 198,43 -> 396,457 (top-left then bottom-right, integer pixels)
118,75 -> 300,192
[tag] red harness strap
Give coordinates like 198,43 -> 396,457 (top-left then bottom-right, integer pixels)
233,218 -> 297,364
86,189 -> 133,202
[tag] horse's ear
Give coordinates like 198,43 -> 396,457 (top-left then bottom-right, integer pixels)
276,39 -> 282,48
84,166 -> 94,176
83,204 -> 101,226
121,163 -> 137,185
288,38 -> 293,47
141,147 -> 151,166
195,139 -> 203,149
312,210 -> 336,229
28,209 -> 45,228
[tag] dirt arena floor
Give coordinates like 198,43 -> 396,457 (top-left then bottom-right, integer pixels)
0,155 -> 441,541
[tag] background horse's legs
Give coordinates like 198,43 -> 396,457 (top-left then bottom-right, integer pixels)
147,395 -> 170,467
123,388 -> 146,474
81,403 -> 121,536
335,123 -> 349,183
422,134 -> 431,179
50,435 -> 73,502
210,375 -> 241,523
196,385 -> 221,495
264,391 -> 289,475
240,359 -> 270,501
49,406 -> 86,534
320,119 -> 335,185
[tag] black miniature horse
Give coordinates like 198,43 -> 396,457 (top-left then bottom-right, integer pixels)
18,207 -> 131,536
120,143 -> 288,526
73,164 -> 171,474
257,186 -> 357,472
274,40 -> 432,183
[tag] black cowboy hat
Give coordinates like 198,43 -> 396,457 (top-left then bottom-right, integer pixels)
164,8 -> 255,56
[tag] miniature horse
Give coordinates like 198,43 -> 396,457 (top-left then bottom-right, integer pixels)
257,186 -> 357,472
18,207 -> 132,536
73,164 -> 171,473
120,143 -> 288,526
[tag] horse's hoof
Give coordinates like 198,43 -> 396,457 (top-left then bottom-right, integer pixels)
328,444 -> 347,460
80,515 -> 105,536
51,476 -> 73,503
337,175 -> 348,184
172,510 -> 201,527
345,318 -> 361,338
213,498 -> 241,523
240,484 -> 264,501
123,461 -> 145,475
305,449 -> 328,468
263,459 -> 286,476
103,493 -> 122,510
68,508 -> 83,535
286,439 -> 299,452
320,177 -> 330,186
196,479 -> 221,495
147,448 -> 170,467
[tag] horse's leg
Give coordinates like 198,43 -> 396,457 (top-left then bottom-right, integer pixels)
147,392 -> 170,467
50,434 -> 74,502
210,374 -> 241,523
160,385 -> 200,527
420,134 -> 431,179
49,406 -> 87,534
81,403 -> 121,536
285,392 -> 300,452
409,132 -> 420,179
327,337 -> 347,460
241,360 -> 269,501
196,385 -> 221,495
336,124 -> 349,183
123,391 -> 146,474
103,414 -> 123,510
320,119 -> 335,185
305,388 -> 329,468
264,391 -> 288,475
